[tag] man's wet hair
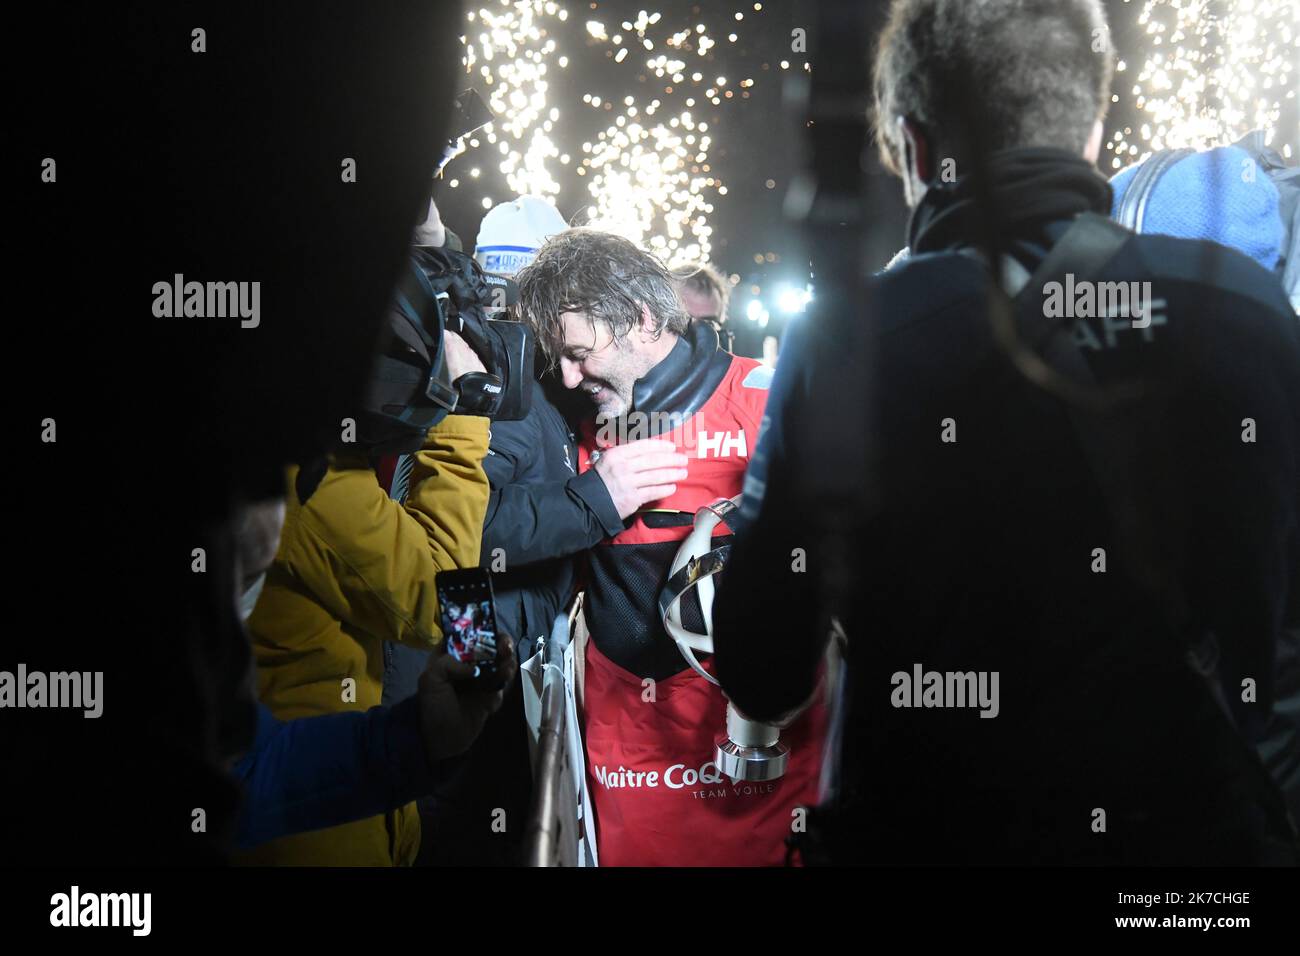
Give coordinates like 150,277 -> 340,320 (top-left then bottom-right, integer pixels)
516,228 -> 688,366
872,0 -> 1115,174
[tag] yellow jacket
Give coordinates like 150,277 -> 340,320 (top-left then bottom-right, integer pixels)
237,414 -> 490,866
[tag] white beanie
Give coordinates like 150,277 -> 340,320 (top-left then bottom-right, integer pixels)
474,195 -> 568,276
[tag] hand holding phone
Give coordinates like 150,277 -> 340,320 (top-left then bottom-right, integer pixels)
436,567 -> 502,683
418,633 -> 517,762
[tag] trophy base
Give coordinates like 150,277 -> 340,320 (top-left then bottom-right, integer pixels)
714,737 -> 789,782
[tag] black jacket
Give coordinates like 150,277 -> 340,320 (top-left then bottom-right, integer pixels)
713,150 -> 1300,865
481,377 -> 623,659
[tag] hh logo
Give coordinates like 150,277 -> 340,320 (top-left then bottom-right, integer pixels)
697,431 -> 747,458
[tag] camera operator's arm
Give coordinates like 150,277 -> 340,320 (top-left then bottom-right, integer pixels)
232,639 -> 516,849
713,317 -> 828,723
280,335 -> 492,648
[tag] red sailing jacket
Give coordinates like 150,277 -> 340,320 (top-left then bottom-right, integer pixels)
575,323 -> 827,866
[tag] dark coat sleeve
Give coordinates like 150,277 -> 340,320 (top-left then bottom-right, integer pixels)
480,403 -> 623,568
713,317 -> 828,722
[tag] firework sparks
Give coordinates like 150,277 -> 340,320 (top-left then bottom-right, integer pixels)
457,3 -> 788,268
459,2 -> 569,202
1107,0 -> 1298,167
574,6 -> 786,266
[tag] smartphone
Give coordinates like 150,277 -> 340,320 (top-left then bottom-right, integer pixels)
434,89 -> 496,176
436,567 -> 500,680
449,89 -> 494,140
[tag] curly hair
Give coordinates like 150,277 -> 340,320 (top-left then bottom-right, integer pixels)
514,228 -> 688,365
873,0 -> 1115,174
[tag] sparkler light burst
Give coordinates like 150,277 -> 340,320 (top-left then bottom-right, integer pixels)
460,2 -> 569,200
1107,0 -> 1299,168
458,2 -> 788,269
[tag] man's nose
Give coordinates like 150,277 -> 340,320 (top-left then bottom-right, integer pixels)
560,357 -> 583,389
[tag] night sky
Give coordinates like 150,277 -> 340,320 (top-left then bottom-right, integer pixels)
435,0 -> 1297,357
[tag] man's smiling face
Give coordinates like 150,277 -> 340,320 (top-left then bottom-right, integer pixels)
556,308 -> 664,419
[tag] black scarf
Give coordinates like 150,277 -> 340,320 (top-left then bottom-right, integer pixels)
908,147 -> 1113,256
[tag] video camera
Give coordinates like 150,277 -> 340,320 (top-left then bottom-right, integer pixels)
359,248 -> 535,454
414,245 -> 535,421
353,86 -> 535,454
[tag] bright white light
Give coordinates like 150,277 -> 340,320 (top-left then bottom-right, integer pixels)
776,284 -> 816,313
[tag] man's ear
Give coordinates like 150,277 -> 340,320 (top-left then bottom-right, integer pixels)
899,117 -> 931,183
638,303 -> 657,336
1083,119 -> 1104,164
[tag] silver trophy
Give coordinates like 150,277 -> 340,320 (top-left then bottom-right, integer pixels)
658,496 -> 789,782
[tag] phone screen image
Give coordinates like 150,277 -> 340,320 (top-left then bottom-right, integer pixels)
436,568 -> 499,679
